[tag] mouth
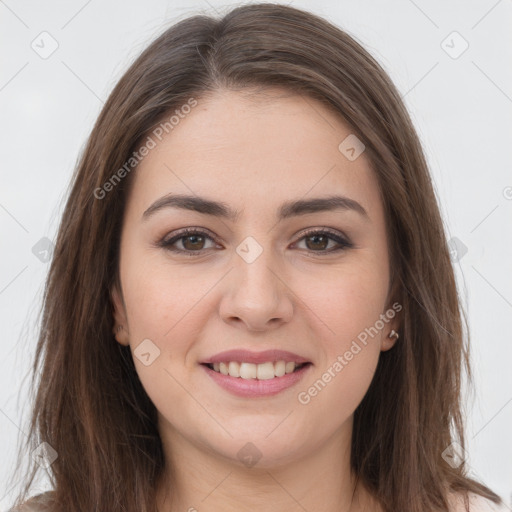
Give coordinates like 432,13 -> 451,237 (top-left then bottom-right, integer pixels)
200,360 -> 313,398
201,361 -> 312,380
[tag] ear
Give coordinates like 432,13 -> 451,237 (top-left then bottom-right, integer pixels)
381,278 -> 403,352
381,327 -> 400,352
110,282 -> 130,346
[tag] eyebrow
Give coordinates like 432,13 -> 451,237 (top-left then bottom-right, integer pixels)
142,193 -> 369,222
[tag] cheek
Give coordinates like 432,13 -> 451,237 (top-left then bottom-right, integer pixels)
294,272 -> 386,422
121,250 -> 201,338
120,253 -> 220,403
293,259 -> 388,404
120,261 -> 206,414
298,258 -> 389,344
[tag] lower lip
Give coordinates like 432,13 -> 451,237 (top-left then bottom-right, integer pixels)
201,363 -> 313,398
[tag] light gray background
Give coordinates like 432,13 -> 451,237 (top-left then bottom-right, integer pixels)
1,0 -> 511,509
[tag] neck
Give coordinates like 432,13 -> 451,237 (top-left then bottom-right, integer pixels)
156,418 -> 375,512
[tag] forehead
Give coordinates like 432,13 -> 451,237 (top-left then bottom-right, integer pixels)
127,88 -> 382,220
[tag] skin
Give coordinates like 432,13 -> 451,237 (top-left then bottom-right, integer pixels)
111,88 -> 400,512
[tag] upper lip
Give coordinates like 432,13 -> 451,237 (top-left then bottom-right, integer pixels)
201,349 -> 311,365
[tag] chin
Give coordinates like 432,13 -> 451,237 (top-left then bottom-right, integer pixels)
207,429 -> 309,470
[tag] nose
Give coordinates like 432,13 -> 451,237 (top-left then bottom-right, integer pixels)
218,244 -> 294,332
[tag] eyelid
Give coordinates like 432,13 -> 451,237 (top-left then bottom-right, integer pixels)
295,226 -> 351,243
291,227 -> 353,254
160,226 -> 220,245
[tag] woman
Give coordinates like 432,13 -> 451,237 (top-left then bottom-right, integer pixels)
8,3 -> 506,511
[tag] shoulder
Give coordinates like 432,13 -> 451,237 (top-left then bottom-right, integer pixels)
9,491 -> 54,512
448,491 -> 508,512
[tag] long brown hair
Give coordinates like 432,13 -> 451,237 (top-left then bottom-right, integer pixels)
8,3 -> 502,511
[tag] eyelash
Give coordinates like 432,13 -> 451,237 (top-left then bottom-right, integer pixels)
157,227 -> 353,257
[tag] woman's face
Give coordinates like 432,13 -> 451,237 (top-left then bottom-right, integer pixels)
112,88 -> 399,469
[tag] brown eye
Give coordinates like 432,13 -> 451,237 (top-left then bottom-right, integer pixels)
295,229 -> 353,253
159,228 -> 217,255
304,233 -> 330,251
181,233 -> 207,251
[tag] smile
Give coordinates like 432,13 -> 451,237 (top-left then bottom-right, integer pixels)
204,361 -> 309,379
201,361 -> 313,398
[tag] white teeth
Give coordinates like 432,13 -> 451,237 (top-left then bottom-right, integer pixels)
256,362 -> 275,380
219,362 -> 228,375
209,360 -> 305,379
228,361 -> 240,377
240,362 -> 257,379
274,360 -> 286,377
